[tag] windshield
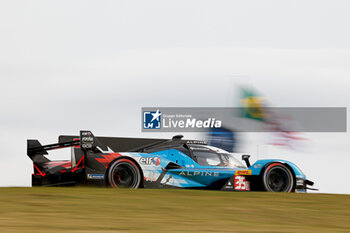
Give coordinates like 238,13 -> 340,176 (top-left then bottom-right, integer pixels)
219,153 -> 246,168
191,146 -> 246,168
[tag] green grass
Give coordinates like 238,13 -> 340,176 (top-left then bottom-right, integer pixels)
0,188 -> 349,232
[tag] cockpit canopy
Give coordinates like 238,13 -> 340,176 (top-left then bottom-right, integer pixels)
189,145 -> 246,168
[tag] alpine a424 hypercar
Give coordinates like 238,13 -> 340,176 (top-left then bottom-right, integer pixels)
27,130 -> 315,192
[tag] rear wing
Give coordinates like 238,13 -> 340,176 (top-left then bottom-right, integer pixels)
27,130 -> 168,162
58,134 -> 167,153
27,130 -> 101,162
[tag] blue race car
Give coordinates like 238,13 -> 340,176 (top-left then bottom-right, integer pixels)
27,130 -> 315,192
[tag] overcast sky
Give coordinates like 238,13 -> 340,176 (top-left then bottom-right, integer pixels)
1,0 -> 350,193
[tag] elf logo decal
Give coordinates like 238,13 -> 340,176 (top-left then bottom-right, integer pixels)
139,157 -> 161,166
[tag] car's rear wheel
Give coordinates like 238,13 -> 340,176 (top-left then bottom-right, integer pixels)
262,163 -> 294,192
108,158 -> 141,189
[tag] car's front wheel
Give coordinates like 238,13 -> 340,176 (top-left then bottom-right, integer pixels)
108,158 -> 141,189
262,163 -> 294,192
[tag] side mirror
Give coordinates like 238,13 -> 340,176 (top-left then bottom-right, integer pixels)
242,154 -> 251,167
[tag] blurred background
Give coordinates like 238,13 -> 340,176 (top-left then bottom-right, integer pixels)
0,0 -> 349,193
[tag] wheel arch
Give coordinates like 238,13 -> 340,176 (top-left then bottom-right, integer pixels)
260,162 -> 296,192
105,156 -> 145,188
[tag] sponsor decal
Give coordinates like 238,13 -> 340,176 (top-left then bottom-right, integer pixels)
144,172 -> 158,182
186,140 -> 207,145
154,157 -> 161,165
189,146 -> 211,151
179,171 -> 219,177
81,131 -> 92,136
81,131 -> 94,149
143,110 -> 162,129
235,170 -> 252,176
82,136 -> 93,142
87,174 -> 105,180
222,179 -> 235,190
234,175 -> 250,191
139,157 -> 161,166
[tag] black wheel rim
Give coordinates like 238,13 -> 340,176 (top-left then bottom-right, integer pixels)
111,163 -> 138,188
266,167 -> 292,192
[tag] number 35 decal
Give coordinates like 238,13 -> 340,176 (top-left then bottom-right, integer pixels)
234,175 -> 250,191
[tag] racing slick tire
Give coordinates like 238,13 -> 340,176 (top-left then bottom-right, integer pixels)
108,158 -> 141,189
262,163 -> 294,192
